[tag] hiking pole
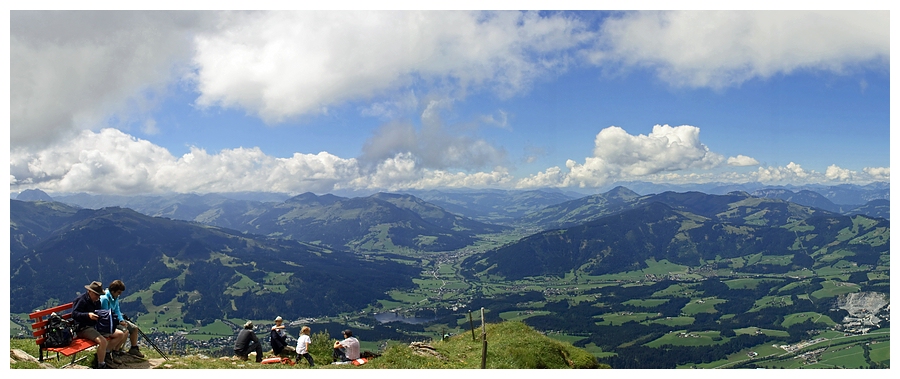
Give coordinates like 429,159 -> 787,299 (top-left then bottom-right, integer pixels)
138,325 -> 169,360
124,315 -> 169,360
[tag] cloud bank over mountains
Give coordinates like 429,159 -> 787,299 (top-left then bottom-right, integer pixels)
10,125 -> 888,195
9,10 -> 889,195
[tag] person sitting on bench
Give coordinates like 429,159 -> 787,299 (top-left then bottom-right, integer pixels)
71,281 -> 127,369
100,279 -> 145,358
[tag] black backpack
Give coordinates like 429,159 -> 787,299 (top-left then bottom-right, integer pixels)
42,312 -> 74,348
94,309 -> 119,335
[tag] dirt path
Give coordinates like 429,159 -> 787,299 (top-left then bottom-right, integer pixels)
60,355 -> 167,369
104,354 -> 167,369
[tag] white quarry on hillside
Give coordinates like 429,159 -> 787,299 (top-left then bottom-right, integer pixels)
833,292 -> 889,333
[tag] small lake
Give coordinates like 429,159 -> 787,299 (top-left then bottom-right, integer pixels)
373,312 -> 437,325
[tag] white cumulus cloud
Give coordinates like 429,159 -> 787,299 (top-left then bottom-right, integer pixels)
10,129 -> 515,195
517,124 -> 728,188
862,167 -> 889,181
516,166 -> 566,189
825,164 -> 854,182
820,164 -> 889,183
10,129 -> 361,195
357,153 -> 513,191
190,10 -> 592,123
752,162 -> 811,183
727,155 -> 759,166
11,129 -> 177,194
589,10 -> 888,89
593,125 -> 725,175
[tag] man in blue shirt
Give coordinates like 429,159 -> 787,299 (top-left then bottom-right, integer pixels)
100,280 -> 145,358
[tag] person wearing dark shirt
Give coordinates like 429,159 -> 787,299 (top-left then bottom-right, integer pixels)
269,316 -> 295,357
71,281 -> 127,369
234,321 -> 263,362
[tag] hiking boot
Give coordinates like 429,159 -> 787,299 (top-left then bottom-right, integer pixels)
96,361 -> 113,369
106,352 -> 123,364
128,346 -> 145,358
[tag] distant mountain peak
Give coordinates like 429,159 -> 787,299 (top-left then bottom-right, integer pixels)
285,192 -> 342,205
286,192 -> 319,202
604,186 -> 640,201
17,189 -> 53,202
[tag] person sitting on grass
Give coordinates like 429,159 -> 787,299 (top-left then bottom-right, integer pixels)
100,279 -> 145,359
234,321 -> 263,363
71,281 -> 127,369
332,329 -> 360,363
270,316 -> 296,358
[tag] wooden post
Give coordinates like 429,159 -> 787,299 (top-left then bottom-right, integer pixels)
480,307 -> 487,369
468,310 -> 476,341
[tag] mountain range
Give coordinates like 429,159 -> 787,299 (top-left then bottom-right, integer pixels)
9,201 -> 421,321
10,184 -> 889,323
398,188 -> 580,224
20,191 -> 512,253
597,181 -> 889,206
462,190 -> 889,280
23,181 -> 889,226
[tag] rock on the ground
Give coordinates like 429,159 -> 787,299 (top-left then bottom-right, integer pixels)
408,342 -> 446,360
11,349 -> 61,369
11,349 -> 39,363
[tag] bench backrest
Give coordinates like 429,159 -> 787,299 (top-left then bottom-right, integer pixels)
29,302 -> 75,346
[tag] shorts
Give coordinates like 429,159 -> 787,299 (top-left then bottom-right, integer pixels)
77,326 -> 114,340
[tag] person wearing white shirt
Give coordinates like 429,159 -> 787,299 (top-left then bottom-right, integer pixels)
296,325 -> 314,366
332,329 -> 360,362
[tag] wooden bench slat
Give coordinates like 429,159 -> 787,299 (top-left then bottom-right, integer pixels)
29,303 -> 75,319
43,338 -> 99,357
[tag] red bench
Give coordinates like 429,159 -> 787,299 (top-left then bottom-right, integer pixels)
29,302 -> 102,367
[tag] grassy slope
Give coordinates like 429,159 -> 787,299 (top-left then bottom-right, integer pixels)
10,321 -> 607,369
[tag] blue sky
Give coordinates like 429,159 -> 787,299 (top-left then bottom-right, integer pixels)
7,9 -> 891,196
